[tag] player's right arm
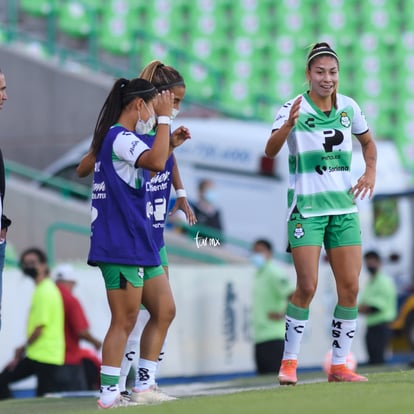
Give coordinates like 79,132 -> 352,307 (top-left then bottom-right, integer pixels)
77,150 -> 96,178
265,96 -> 302,158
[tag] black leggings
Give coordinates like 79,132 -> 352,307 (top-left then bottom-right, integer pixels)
255,339 -> 284,374
365,323 -> 391,365
0,357 -> 62,399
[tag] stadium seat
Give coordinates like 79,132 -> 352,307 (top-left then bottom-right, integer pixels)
20,0 -> 56,17
316,0 -> 358,44
98,1 -> 137,55
80,0 -> 104,13
273,0 -> 316,46
179,60 -> 222,101
139,0 -> 186,46
187,4 -> 229,42
395,99 -> 414,145
361,99 -> 394,140
57,2 -> 95,39
189,35 -> 229,64
135,39 -> 178,74
229,2 -> 272,40
98,19 -> 134,55
394,31 -> 414,86
220,79 -> 256,118
359,0 -> 400,42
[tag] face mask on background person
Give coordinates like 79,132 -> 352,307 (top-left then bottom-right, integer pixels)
171,108 -> 180,120
21,266 -> 38,280
251,253 -> 267,269
366,266 -> 378,276
204,189 -> 218,205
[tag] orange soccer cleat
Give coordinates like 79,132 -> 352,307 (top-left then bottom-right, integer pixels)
328,364 -> 368,383
278,359 -> 298,385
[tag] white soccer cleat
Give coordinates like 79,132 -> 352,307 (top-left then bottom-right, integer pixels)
97,393 -> 139,409
131,385 -> 177,405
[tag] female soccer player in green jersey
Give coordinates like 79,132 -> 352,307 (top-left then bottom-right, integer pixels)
265,42 -> 377,385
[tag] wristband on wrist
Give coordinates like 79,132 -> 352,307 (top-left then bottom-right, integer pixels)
157,116 -> 171,125
176,189 -> 187,198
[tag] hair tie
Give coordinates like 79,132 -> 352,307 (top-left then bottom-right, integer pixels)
120,79 -> 130,89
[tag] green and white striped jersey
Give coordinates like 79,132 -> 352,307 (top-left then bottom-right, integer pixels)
272,92 -> 369,218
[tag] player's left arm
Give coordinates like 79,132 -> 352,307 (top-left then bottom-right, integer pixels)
170,154 -> 197,225
351,130 -> 377,200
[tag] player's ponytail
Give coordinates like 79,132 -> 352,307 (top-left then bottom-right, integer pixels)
140,60 -> 185,92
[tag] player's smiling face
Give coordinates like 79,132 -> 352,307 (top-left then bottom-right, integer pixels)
306,56 -> 339,98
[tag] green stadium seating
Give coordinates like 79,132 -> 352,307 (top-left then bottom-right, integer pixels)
179,60 -> 221,101
219,79 -> 256,118
359,0 -> 400,42
360,99 -> 394,140
80,0 -> 104,12
97,1 -> 137,55
394,32 -> 414,89
135,39 -> 179,75
57,2 -> 95,38
20,0 -> 56,17
9,0 -> 408,143
189,35 -> 229,66
316,0 -> 358,41
273,1 -> 316,46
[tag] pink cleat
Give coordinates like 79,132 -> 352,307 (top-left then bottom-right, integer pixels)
278,359 -> 298,385
328,364 -> 368,382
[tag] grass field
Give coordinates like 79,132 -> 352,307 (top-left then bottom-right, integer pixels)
1,367 -> 413,414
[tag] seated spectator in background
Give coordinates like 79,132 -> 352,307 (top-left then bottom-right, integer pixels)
78,347 -> 101,391
53,264 -> 102,391
358,250 -> 398,365
251,239 -> 294,374
0,248 -> 65,399
191,179 -> 224,239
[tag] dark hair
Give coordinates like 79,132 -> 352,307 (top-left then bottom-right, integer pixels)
307,42 -> 339,109
253,239 -> 273,253
198,179 -> 213,193
90,77 -> 157,155
140,60 -> 185,92
364,250 -> 381,261
19,247 -> 48,267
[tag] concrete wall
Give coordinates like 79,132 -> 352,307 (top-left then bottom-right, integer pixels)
4,175 -> 91,263
1,263 -> 368,385
0,44 -> 111,169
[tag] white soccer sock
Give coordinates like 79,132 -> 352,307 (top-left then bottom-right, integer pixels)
119,339 -> 138,392
119,308 -> 151,391
134,358 -> 157,391
155,334 -> 168,378
282,315 -> 308,360
331,317 -> 357,365
100,365 -> 120,405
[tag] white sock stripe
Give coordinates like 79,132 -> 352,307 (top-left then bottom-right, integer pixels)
101,365 -> 121,376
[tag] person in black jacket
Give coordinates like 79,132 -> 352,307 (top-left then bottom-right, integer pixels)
191,179 -> 223,240
0,68 -> 11,331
